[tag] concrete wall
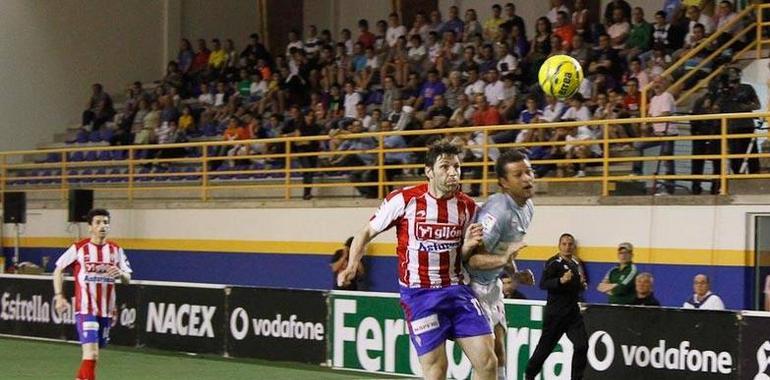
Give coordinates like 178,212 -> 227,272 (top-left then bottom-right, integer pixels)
180,0 -> 260,53
4,203 -> 769,309
0,0 -> 166,151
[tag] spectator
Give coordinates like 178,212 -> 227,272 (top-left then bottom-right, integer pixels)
178,105 -> 194,134
426,94 -> 452,120
502,2 -> 527,40
683,274 -> 725,310
632,272 -> 661,306
597,242 -> 638,304
603,0 -> 632,26
623,7 -> 653,60
686,5 -> 715,37
715,0 -> 739,35
483,68 -> 505,106
495,41 -> 518,77
285,29 -> 304,58
177,39 -> 195,75
572,0 -> 590,41
330,237 -> 365,290
501,272 -> 527,299
329,120 -> 378,198
240,33 -> 271,66
190,39 -> 210,77
546,0 -> 571,24
208,38 -> 227,78
463,9 -> 483,42
408,12 -> 429,42
340,28 -> 354,55
380,76 -> 401,115
472,95 -> 501,127
428,10 -> 445,36
416,69 -> 446,110
379,120 -> 409,188
284,109 -> 321,200
342,82 -> 362,119
626,57 -> 650,90
386,13 -> 407,48
765,274 -> 770,311
526,17 -> 553,77
357,19 -> 376,49
633,78 -> 677,194
82,83 -> 114,128
304,25 -> 320,57
561,94 -> 599,177
553,11 -> 577,49
407,34 -> 427,76
443,6 -> 464,37
542,95 -> 566,123
690,95 -> 721,194
484,4 -> 505,41
651,11 -> 684,53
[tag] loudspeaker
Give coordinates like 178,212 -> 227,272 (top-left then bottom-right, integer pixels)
69,189 -> 93,223
3,192 -> 26,223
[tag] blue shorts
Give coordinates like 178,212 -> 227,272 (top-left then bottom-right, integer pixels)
76,314 -> 111,348
399,285 -> 492,356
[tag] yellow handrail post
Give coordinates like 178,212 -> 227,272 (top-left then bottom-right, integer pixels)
60,151 -> 68,201
602,123 -> 610,196
378,135 -> 385,199
284,141 -> 292,200
758,5 -> 762,59
0,155 -> 6,201
640,90 -> 647,118
201,146 -> 208,201
127,148 -> 134,202
482,129 -> 489,197
720,117 -> 729,195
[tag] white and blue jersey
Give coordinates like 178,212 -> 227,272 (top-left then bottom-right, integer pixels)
468,193 -> 534,285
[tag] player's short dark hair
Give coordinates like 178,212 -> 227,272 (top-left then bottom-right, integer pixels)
500,272 -> 512,280
495,149 -> 528,179
559,233 -> 575,242
425,139 -> 461,167
87,209 -> 110,225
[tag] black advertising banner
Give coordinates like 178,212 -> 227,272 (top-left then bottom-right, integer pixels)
584,305 -> 740,380
226,287 -> 327,363
739,314 -> 770,380
0,276 -> 77,341
109,283 -> 139,347
138,284 -> 226,354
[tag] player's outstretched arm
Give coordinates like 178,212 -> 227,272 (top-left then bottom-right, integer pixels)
337,224 -> 380,288
460,223 -> 483,259
466,241 -> 527,271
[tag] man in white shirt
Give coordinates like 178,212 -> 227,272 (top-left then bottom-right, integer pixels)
541,96 -> 566,122
386,13 -> 407,48
464,67 -> 486,97
342,82 -> 362,119
683,274 -> 725,310
607,8 -> 631,49
495,41 -> 518,76
483,68 -> 505,106
633,79 -> 676,194
547,0 -> 571,24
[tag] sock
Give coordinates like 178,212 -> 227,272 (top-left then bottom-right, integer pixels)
498,366 -> 507,380
76,359 -> 96,380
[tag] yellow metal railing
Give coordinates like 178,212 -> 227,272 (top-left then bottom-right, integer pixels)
640,4 -> 770,116
1,112 -> 768,201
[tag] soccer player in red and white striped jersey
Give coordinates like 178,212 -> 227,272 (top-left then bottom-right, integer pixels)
53,209 -> 132,380
338,140 -> 498,380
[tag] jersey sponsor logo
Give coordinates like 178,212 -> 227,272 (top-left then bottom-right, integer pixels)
83,275 -> 115,284
587,330 -> 734,374
410,314 -> 439,335
85,262 -> 115,273
415,223 -> 463,241
146,302 -> 217,338
417,241 -> 461,252
481,214 -> 497,234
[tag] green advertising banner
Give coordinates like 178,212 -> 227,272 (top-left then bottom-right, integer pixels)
329,290 -> 574,379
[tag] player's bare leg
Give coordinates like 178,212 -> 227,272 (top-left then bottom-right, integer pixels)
457,334 -> 497,380
76,343 -> 98,380
417,342 -> 448,380
494,324 -> 507,379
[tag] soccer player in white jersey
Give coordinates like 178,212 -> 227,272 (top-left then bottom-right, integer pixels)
466,149 -> 536,380
53,209 -> 132,380
338,139 -> 498,380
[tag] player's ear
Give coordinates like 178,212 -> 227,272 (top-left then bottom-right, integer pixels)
424,165 -> 433,179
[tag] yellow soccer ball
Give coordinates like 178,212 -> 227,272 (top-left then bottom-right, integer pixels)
538,54 -> 583,99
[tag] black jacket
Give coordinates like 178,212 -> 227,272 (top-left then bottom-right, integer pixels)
632,293 -> 661,306
540,254 -> 585,316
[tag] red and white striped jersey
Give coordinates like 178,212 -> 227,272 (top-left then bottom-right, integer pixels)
369,184 -> 477,288
55,239 -> 132,317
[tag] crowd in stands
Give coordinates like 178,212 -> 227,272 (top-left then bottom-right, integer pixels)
74,0 -> 760,197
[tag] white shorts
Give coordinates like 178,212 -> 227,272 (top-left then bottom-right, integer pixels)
470,278 -> 507,331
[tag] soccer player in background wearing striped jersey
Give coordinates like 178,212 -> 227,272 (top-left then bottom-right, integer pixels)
465,149 -> 536,380
53,209 -> 132,380
338,139 -> 498,380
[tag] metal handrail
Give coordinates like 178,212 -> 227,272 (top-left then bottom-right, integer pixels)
640,5 -> 757,116
2,111 -> 769,200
